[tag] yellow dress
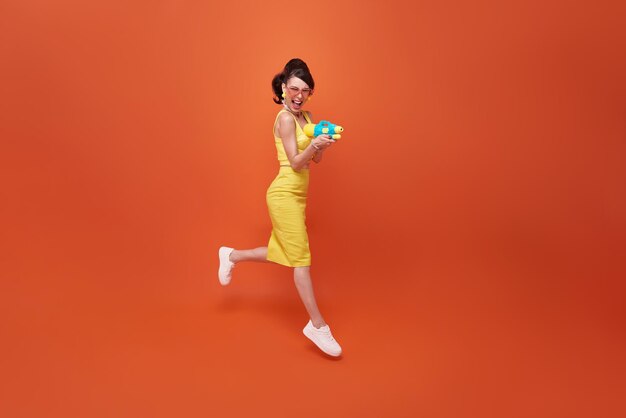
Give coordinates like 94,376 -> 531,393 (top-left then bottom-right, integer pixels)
266,109 -> 314,267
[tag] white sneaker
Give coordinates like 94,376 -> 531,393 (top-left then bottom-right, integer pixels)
303,320 -> 342,357
218,246 -> 235,285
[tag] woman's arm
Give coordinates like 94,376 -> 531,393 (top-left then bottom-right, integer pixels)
307,111 -> 332,164
312,149 -> 324,163
277,112 -> 318,171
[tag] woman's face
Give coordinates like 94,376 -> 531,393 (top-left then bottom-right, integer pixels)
282,77 -> 312,113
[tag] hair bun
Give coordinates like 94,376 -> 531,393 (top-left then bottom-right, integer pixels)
284,58 -> 308,72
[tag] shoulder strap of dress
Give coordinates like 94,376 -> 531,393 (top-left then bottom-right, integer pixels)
303,111 -> 312,124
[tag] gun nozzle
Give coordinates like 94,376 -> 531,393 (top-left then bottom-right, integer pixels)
335,126 -> 344,133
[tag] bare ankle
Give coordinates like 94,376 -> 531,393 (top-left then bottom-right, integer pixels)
312,319 -> 327,328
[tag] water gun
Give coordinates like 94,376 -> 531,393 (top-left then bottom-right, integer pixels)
303,120 -> 344,140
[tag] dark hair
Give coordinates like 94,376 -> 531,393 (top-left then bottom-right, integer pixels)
271,58 -> 315,104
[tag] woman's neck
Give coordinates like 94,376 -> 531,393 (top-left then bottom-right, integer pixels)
283,102 -> 302,118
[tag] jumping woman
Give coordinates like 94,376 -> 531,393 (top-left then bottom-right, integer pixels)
218,58 -> 342,357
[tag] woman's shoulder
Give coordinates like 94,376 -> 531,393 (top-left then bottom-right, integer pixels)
275,110 -> 296,135
277,110 -> 296,125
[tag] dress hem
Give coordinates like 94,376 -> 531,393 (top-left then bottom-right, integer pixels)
266,255 -> 311,268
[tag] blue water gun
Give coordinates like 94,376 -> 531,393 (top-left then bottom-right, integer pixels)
303,120 -> 344,140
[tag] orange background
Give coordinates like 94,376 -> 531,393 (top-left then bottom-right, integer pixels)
1,1 -> 625,417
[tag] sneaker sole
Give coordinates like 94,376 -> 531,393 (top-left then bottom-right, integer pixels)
218,247 -> 233,286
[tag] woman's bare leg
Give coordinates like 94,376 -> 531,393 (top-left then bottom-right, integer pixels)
229,247 -> 269,263
293,266 -> 326,328
227,251 -> 326,327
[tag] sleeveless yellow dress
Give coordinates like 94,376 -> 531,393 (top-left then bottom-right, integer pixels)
266,109 -> 314,267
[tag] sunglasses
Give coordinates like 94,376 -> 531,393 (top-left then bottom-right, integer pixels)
285,85 -> 312,97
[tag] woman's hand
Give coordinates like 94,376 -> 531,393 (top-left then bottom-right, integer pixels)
312,134 -> 335,151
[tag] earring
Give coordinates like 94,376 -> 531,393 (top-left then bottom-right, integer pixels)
307,96 -> 312,101
281,91 -> 286,99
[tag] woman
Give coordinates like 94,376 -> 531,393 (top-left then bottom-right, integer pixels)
217,58 -> 342,357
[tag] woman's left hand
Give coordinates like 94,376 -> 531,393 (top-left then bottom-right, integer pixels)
313,134 -> 334,151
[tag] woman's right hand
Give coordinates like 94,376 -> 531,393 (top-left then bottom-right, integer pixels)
312,134 -> 335,150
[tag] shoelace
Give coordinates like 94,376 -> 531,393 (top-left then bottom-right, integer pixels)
318,327 -> 337,342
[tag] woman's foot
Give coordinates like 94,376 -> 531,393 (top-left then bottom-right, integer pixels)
303,320 -> 342,357
218,246 -> 235,285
